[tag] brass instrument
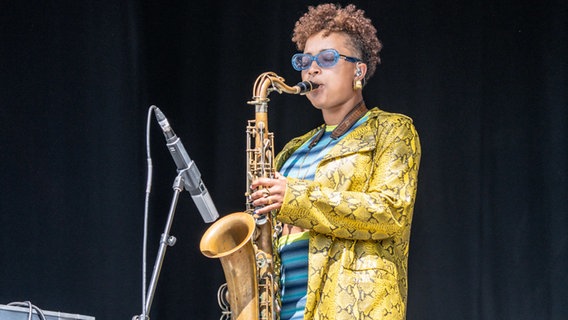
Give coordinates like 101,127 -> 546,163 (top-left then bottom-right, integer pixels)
200,72 -> 318,320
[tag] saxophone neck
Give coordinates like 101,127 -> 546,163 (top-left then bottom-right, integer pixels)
248,72 -> 319,106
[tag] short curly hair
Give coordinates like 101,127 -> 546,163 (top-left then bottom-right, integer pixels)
292,3 -> 382,81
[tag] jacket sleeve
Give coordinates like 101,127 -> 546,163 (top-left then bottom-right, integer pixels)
276,114 -> 421,240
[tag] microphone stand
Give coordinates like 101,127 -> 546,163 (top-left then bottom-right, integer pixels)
133,170 -> 187,320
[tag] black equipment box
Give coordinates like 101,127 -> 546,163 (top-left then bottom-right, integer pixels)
0,304 -> 95,320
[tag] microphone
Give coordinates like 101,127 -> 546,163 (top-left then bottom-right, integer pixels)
153,106 -> 219,223
295,81 -> 319,94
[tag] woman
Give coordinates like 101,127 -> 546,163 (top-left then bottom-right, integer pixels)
251,3 -> 421,319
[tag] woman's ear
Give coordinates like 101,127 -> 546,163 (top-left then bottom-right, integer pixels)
355,62 -> 367,80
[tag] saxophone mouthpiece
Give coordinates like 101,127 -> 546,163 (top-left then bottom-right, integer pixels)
295,81 -> 319,94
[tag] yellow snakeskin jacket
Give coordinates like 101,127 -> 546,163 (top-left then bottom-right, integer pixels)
274,107 -> 421,320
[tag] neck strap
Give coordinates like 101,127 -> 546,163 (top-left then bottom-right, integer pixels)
309,100 -> 368,149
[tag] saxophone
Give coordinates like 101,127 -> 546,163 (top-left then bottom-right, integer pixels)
200,72 -> 318,320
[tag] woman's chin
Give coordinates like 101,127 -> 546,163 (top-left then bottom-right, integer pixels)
307,90 -> 324,106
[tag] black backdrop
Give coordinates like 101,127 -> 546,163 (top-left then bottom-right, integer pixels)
1,0 -> 566,319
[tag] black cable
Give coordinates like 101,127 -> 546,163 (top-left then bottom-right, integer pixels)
139,105 -> 156,319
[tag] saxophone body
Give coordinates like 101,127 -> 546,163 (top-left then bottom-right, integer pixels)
200,72 -> 317,320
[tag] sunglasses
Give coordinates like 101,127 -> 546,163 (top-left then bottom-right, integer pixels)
291,49 -> 361,71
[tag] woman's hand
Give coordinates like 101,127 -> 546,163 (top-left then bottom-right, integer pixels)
250,172 -> 287,215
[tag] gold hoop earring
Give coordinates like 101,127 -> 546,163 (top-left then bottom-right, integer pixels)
353,79 -> 363,90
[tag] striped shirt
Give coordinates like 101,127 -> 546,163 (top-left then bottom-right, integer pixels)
278,232 -> 309,320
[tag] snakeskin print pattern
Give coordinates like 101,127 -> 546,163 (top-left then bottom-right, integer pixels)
274,107 -> 421,319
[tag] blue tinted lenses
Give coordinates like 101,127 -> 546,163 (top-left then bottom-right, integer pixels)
291,49 -> 361,71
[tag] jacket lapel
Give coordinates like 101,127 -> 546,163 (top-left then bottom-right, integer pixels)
276,108 -> 381,169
